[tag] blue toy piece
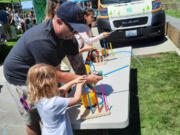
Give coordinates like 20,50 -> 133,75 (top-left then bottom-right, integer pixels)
85,86 -> 94,114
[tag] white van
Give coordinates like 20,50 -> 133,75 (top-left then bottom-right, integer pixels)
95,0 -> 165,45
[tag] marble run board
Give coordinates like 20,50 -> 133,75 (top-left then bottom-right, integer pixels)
80,96 -> 110,120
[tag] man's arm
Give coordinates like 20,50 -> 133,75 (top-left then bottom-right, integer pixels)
60,56 -> 103,85
67,54 -> 87,75
64,37 -> 87,75
64,38 -> 103,84
56,65 -> 80,83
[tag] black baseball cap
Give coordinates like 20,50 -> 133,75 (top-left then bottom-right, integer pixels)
56,1 -> 89,32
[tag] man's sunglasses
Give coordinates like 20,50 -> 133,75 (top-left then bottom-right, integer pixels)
60,19 -> 78,34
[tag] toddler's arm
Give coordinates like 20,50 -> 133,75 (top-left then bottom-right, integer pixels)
68,82 -> 85,107
58,75 -> 87,92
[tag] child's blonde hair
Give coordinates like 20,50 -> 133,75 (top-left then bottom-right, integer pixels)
27,64 -> 57,104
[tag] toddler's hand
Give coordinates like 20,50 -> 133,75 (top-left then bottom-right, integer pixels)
73,75 -> 87,84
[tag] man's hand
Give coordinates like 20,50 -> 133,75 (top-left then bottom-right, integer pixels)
86,74 -> 103,84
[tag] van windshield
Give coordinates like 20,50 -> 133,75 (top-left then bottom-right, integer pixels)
100,0 -> 142,5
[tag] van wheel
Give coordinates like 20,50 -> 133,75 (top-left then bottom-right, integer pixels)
157,33 -> 165,41
159,34 -> 165,40
159,26 -> 165,41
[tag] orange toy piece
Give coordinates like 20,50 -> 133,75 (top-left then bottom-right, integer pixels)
101,49 -> 108,56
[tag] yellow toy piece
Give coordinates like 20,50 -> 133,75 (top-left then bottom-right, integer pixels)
81,91 -> 96,107
85,64 -> 91,74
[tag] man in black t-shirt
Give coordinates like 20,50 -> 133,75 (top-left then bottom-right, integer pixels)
3,2 -> 102,135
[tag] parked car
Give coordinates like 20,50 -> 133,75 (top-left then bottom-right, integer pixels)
95,0 -> 165,46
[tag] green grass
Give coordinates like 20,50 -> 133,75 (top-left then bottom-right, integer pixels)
165,9 -> 180,19
5,40 -> 17,46
0,34 -> 22,46
0,34 -> 22,63
162,2 -> 180,4
131,52 -> 180,135
6,34 -> 22,46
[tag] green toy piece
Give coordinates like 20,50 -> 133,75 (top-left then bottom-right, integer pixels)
109,11 -> 113,15
147,5 -> 150,10
97,71 -> 103,76
142,8 -> 145,12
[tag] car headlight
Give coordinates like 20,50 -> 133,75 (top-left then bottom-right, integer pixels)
152,0 -> 161,10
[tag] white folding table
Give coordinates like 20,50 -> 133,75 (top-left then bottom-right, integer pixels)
68,46 -> 132,130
